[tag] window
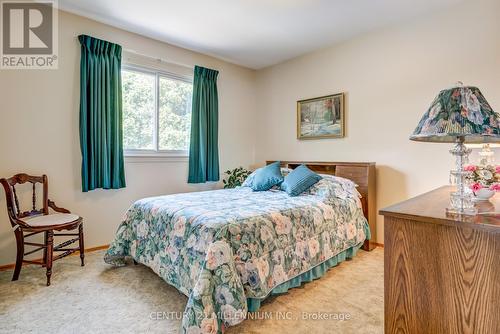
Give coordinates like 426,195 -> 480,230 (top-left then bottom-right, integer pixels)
122,66 -> 193,157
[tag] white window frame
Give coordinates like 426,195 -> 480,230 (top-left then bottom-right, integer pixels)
122,64 -> 193,161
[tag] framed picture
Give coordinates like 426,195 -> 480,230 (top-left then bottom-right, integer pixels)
297,93 -> 345,139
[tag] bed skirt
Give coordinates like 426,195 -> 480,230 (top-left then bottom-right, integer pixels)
246,242 -> 364,312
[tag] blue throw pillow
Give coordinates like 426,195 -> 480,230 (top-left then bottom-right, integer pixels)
281,165 -> 322,196
251,161 -> 284,191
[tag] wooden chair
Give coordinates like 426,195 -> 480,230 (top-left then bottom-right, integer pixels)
0,174 -> 84,286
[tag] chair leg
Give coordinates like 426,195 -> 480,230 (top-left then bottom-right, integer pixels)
78,223 -> 84,266
46,231 -> 53,286
43,231 -> 48,267
12,229 -> 24,281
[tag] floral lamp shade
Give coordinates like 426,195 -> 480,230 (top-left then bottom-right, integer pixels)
410,85 -> 500,143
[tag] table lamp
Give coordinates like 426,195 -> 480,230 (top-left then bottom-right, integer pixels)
410,83 -> 500,214
466,143 -> 500,166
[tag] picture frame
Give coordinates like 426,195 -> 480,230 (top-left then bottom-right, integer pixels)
297,93 -> 345,139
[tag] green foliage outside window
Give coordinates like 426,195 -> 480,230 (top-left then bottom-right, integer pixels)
159,77 -> 192,150
122,70 -> 155,149
122,68 -> 193,151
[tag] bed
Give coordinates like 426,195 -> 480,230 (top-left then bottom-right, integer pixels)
104,161 -> 376,333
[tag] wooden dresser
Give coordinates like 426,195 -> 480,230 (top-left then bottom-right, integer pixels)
380,186 -> 499,334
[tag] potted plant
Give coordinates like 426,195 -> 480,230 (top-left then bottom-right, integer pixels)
464,165 -> 500,201
223,167 -> 252,189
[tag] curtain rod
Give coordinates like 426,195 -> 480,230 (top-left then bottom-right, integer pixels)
123,48 -> 194,70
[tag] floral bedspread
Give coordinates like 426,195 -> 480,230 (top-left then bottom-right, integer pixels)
104,177 -> 369,333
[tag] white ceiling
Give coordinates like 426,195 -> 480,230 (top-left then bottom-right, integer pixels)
59,0 -> 464,69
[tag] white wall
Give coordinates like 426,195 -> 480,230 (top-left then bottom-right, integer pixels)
254,0 -> 500,244
0,11 -> 256,265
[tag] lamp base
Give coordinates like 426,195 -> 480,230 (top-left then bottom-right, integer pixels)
448,137 -> 477,216
446,206 -> 477,216
447,189 -> 477,215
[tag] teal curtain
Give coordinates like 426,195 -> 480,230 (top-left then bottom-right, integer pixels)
188,66 -> 220,183
78,35 -> 125,192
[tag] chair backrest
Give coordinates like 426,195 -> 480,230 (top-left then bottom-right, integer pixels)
0,174 -> 48,227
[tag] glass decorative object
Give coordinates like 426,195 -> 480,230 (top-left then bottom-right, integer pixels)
467,143 -> 499,166
410,82 -> 500,215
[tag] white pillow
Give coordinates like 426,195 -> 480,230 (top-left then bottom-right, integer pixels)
241,168 -> 260,187
307,174 -> 360,200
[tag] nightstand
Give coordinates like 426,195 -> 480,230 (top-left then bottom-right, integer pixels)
380,186 -> 499,334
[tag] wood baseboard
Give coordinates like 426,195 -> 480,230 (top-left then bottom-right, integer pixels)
0,244 -> 109,271
372,242 -> 384,248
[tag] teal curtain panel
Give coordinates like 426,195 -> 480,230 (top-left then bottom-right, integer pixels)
188,66 -> 220,183
78,35 -> 126,192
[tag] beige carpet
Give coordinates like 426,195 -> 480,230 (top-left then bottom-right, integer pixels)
0,248 -> 383,334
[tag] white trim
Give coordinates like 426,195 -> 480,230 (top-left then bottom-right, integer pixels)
122,64 -> 193,84
124,150 -> 189,163
123,48 -> 194,71
124,149 -> 188,156
153,71 -> 159,151
125,155 -> 189,164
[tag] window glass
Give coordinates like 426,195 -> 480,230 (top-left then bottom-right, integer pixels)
159,76 -> 193,151
121,67 -> 193,155
122,69 -> 155,150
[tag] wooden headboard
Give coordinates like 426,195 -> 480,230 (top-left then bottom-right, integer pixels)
266,161 -> 376,251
